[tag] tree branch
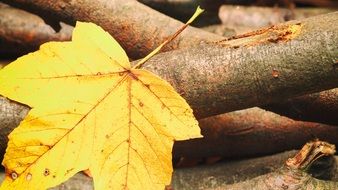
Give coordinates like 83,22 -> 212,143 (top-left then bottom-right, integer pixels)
0,0 -> 221,59
174,107 -> 338,158
264,88 -> 338,125
0,3 -> 72,57
142,13 -> 338,117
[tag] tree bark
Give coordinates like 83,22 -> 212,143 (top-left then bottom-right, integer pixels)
0,0 -> 221,59
174,107 -> 338,158
141,13 -> 338,118
264,88 -> 338,125
0,3 -> 72,57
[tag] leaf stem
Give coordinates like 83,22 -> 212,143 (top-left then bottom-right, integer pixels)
132,6 -> 204,69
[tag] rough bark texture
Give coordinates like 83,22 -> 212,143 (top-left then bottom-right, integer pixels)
0,3 -> 72,57
142,13 -> 338,118
171,150 -> 298,190
0,0 -> 221,59
174,107 -> 338,158
0,98 -> 28,159
216,167 -> 338,190
264,88 -> 338,125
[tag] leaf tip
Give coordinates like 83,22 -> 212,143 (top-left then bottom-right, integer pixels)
186,6 -> 204,24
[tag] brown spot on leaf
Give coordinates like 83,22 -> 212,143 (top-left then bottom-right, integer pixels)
26,173 -> 32,181
65,168 -> 74,176
10,172 -> 18,180
139,102 -> 144,107
44,168 -> 50,176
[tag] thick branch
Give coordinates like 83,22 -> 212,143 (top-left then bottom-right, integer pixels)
0,0 -> 221,59
174,107 -> 338,158
142,13 -> 338,117
264,88 -> 338,125
0,3 -> 72,57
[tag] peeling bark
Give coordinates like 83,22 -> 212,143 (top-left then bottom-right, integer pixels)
0,3 -> 72,57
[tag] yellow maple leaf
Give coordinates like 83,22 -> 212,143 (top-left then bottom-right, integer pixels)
0,8 -> 203,190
